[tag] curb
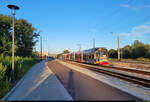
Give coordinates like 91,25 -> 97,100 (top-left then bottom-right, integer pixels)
1,61 -> 43,101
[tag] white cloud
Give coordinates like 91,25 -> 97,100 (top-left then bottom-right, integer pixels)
120,4 -> 137,10
121,25 -> 150,38
120,4 -> 130,8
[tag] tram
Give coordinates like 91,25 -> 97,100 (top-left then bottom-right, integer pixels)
61,47 -> 109,65
83,47 -> 109,65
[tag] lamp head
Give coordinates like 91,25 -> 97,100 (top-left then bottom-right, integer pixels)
7,5 -> 19,10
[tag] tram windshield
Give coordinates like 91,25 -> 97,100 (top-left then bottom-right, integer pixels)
95,49 -> 108,59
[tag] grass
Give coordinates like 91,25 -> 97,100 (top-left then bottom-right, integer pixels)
0,55 -> 40,99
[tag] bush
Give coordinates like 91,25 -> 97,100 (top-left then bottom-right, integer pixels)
0,62 -> 6,80
108,49 -> 117,58
0,79 -> 12,98
0,55 -> 12,80
0,55 -> 39,98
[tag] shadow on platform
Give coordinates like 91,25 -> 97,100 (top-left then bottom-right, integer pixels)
67,69 -> 75,99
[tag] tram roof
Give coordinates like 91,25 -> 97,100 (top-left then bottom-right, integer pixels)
83,47 -> 107,53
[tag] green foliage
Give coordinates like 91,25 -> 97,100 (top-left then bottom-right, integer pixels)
131,40 -> 148,58
108,49 -> 117,58
0,14 -> 40,98
122,45 -> 132,58
0,79 -> 12,98
109,40 -> 150,60
0,15 -> 12,56
62,50 -> 70,54
0,14 -> 39,57
0,62 -> 6,80
15,19 -> 39,57
57,53 -> 62,58
144,44 -> 150,58
0,55 -> 39,98
57,50 -> 70,58
0,55 -> 12,80
31,51 -> 39,58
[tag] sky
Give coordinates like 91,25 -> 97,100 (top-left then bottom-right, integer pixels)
0,0 -> 150,54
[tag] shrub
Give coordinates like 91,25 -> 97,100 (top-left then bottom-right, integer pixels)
0,62 -> 6,80
0,79 -> 12,98
0,55 -> 39,98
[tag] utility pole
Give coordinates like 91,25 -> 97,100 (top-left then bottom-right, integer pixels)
111,32 -> 121,61
7,5 -> 19,83
81,51 -> 83,62
76,44 -> 83,62
118,34 -> 121,61
74,52 -> 75,61
43,37 -> 47,60
40,36 -> 42,60
93,38 -> 95,48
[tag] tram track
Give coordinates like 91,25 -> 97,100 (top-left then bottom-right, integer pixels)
110,60 -> 150,65
64,60 -> 150,88
96,64 -> 150,76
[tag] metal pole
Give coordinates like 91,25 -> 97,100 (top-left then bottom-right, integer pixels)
40,36 -> 42,60
111,32 -> 115,49
79,45 -> 81,51
93,38 -> 95,48
43,38 -> 44,59
7,5 -> 19,84
118,34 -> 120,61
74,52 -> 75,61
12,10 -> 15,83
81,51 -> 83,62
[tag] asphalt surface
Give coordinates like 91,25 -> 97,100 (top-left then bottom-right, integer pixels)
47,59 -> 139,101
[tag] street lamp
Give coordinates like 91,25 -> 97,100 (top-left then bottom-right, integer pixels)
93,38 -> 95,48
7,5 -> 20,83
43,37 -> 47,60
38,30 -> 43,60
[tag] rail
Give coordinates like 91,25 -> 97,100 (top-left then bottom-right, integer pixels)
66,61 -> 150,88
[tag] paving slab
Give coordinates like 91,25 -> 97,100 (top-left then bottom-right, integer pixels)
2,60 -> 72,101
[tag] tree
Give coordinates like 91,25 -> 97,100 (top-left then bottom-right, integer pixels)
131,40 -> 147,58
0,14 -> 39,57
57,53 -> 62,58
62,50 -> 70,54
122,45 -> 131,58
15,19 -> 39,57
108,49 -> 117,58
144,44 -> 150,58
0,15 -> 12,55
57,50 -> 70,58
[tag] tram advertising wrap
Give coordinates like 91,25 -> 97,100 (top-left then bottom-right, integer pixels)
59,47 -> 109,65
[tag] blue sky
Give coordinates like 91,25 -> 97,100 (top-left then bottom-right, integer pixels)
1,0 -> 150,54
